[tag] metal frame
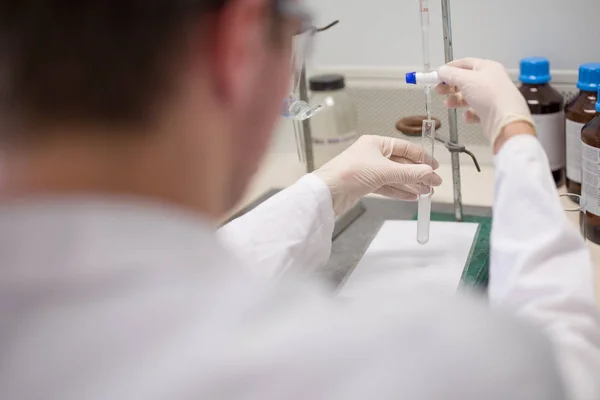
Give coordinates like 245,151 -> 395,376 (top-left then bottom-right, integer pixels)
441,0 -> 463,221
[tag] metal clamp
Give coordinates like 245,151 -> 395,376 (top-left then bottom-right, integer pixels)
434,136 -> 482,172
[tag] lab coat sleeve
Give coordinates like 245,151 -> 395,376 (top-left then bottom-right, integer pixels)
218,174 -> 336,279
490,134 -> 600,400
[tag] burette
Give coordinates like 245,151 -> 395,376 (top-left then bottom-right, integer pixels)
417,0 -> 435,244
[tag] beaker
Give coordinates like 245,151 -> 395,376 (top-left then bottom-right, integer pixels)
560,193 -> 586,241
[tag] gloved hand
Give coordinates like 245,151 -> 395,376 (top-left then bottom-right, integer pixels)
312,135 -> 442,216
437,58 -> 535,144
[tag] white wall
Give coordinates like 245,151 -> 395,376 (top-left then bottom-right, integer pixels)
306,0 -> 600,72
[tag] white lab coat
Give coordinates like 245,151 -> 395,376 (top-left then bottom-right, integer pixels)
0,135 -> 598,400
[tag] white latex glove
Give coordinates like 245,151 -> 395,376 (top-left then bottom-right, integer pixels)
437,58 -> 535,143
312,135 -> 441,216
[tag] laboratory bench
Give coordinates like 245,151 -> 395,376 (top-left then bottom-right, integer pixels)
233,151 -> 600,306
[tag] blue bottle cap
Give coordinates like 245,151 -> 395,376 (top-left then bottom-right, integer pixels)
519,57 -> 552,84
405,72 -> 417,85
596,87 -> 600,113
577,63 -> 600,92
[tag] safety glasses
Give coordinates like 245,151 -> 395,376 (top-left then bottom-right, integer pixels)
275,0 -> 322,121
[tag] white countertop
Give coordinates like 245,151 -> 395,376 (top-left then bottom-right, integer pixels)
239,151 -> 600,305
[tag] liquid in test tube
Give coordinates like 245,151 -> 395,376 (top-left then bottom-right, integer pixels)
417,192 -> 432,244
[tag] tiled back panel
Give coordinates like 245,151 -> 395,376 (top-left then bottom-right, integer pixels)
345,83 -> 580,148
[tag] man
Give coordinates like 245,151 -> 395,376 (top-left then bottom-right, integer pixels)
0,1 -> 598,399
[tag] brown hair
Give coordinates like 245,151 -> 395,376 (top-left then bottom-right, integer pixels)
0,1 -> 232,135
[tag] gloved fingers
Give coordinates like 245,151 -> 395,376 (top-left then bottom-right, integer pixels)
445,58 -> 479,70
464,108 -> 481,124
419,185 -> 435,195
384,139 -> 440,169
444,91 -> 469,109
375,183 -> 435,200
388,182 -> 434,195
382,161 -> 443,187
438,65 -> 474,89
389,155 -> 439,170
374,186 -> 418,201
378,137 -> 422,164
419,169 -> 442,187
435,83 -> 458,96
388,183 -> 420,196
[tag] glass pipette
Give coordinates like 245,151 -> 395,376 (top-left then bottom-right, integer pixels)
417,0 -> 434,244
419,0 -> 431,71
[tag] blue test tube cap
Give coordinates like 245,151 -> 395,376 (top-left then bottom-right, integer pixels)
596,87 -> 600,113
405,72 -> 417,85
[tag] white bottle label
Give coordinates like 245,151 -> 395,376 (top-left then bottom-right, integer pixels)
566,119 -> 584,182
312,131 -> 358,169
532,112 -> 566,170
582,142 -> 600,216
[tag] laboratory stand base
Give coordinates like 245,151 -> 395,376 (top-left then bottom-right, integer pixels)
322,198 -> 492,291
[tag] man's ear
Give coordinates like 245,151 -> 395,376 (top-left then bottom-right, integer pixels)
203,0 -> 269,110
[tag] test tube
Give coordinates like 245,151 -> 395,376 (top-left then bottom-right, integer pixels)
417,0 -> 434,245
417,118 -> 435,245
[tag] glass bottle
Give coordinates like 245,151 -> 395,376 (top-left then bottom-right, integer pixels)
309,74 -> 358,169
518,57 -> 565,187
581,88 -> 600,244
565,63 -> 600,195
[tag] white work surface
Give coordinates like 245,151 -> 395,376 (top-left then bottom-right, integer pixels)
339,221 -> 479,298
238,150 -> 600,306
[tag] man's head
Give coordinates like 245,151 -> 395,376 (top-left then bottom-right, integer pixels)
0,0 -> 305,218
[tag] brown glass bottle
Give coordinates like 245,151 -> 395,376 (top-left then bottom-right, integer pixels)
518,57 -> 565,187
565,63 -> 600,195
582,108 -> 600,244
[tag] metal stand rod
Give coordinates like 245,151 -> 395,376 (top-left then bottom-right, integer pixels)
441,0 -> 463,221
299,66 -> 315,173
